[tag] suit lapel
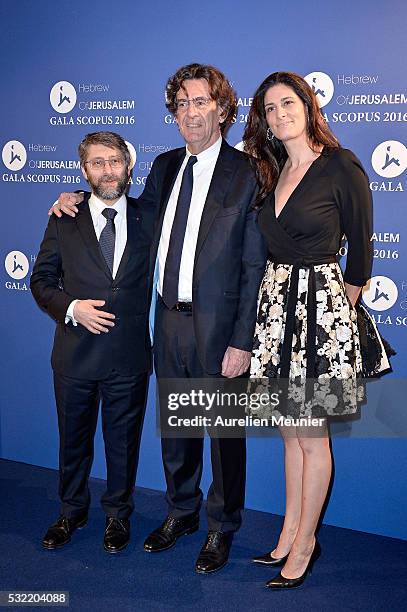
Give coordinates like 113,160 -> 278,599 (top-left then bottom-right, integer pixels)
115,200 -> 140,282
160,150 -> 185,213
194,139 -> 234,263
149,149 -> 185,273
75,199 -> 112,281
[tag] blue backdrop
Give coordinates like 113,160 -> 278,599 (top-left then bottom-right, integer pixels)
1,0 -> 406,539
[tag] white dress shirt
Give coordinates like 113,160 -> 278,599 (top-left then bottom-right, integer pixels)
65,193 -> 127,325
157,136 -> 222,302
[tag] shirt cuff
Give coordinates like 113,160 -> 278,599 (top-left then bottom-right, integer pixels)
65,300 -> 79,326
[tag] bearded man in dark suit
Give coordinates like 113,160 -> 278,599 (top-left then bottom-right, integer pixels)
31,131 -> 154,554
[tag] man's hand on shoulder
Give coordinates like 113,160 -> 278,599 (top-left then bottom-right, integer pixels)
73,300 -> 115,334
221,346 -> 251,378
48,192 -> 84,218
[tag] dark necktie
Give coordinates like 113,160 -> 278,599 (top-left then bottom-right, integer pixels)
162,155 -> 197,309
99,208 -> 117,274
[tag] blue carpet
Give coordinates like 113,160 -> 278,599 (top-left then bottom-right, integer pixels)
0,459 -> 406,611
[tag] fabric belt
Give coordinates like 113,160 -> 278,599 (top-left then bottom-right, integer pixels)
272,256 -> 337,396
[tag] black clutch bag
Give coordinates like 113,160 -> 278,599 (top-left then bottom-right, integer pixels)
355,302 -> 396,377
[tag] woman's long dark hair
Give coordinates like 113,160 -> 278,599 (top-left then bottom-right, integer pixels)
243,71 -> 340,202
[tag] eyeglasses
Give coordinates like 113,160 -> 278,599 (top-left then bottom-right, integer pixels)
84,156 -> 125,170
175,97 -> 212,111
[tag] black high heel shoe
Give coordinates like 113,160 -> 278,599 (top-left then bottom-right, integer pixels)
265,541 -> 321,589
252,551 -> 289,566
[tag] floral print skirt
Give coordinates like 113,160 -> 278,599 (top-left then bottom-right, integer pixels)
249,261 -> 365,419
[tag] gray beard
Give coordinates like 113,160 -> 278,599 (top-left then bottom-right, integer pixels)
90,173 -> 129,200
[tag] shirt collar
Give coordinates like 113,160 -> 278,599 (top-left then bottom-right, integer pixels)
89,192 -> 127,218
185,135 -> 222,164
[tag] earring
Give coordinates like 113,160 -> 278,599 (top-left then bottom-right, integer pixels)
266,127 -> 274,141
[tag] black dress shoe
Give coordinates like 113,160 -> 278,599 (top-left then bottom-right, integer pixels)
103,517 -> 130,553
143,513 -> 199,552
42,514 -> 88,550
252,550 -> 289,566
266,541 -> 321,589
195,531 -> 233,574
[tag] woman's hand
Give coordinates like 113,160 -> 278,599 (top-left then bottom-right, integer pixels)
345,282 -> 362,308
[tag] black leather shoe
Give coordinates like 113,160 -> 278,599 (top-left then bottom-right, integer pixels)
252,550 -> 289,566
143,513 -> 199,552
42,514 -> 88,550
266,541 -> 321,589
195,531 -> 233,574
103,517 -> 130,553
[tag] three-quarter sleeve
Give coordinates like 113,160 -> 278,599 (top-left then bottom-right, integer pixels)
334,149 -> 373,286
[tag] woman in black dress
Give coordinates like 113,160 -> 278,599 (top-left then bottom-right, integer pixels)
243,72 -> 386,589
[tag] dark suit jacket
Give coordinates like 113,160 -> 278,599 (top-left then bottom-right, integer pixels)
140,139 -> 268,374
30,194 -> 155,379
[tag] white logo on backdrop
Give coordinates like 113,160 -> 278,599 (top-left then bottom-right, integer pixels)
304,72 -> 334,107
4,251 -> 30,280
50,81 -> 77,113
362,275 -> 398,311
371,140 -> 407,178
125,141 -> 137,169
2,140 -> 27,171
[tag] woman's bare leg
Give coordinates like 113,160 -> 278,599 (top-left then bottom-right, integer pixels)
272,427 -> 303,557
281,422 -> 331,578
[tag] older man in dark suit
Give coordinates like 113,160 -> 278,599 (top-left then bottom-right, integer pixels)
31,131 -> 155,554
50,64 -> 267,573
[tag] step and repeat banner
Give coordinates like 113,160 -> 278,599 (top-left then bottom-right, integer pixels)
1,1 -> 406,538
